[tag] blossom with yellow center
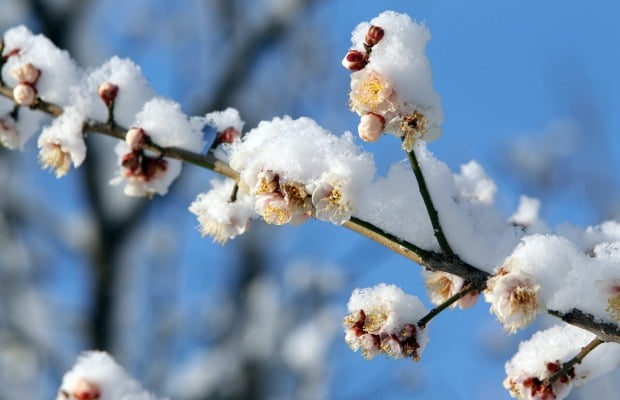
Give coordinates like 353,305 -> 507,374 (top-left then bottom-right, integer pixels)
349,69 -> 396,116
39,142 -> 72,178
484,265 -> 540,333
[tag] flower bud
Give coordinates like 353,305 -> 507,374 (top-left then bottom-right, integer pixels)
365,25 -> 385,47
98,82 -> 119,107
13,83 -> 37,106
121,151 -> 142,174
71,378 -> 100,400
125,127 -> 146,151
341,50 -> 368,71
357,112 -> 384,142
214,126 -> 240,146
11,63 -> 40,84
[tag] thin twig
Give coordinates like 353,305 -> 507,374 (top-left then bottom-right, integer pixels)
418,284 -> 478,328
405,146 -> 454,257
544,337 -> 604,386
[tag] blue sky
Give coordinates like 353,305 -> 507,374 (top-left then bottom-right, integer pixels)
5,1 -> 620,399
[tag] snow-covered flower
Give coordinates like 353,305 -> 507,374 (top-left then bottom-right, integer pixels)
595,278 -> 620,322
343,284 -> 429,361
343,12 -> 444,145
0,115 -> 19,149
311,179 -> 353,225
349,69 -> 397,116
37,106 -> 87,178
504,324 -> 620,400
252,171 -> 311,225
57,351 -> 167,400
424,271 -> 479,309
357,112 -> 384,143
189,178 -> 253,244
485,262 -> 541,333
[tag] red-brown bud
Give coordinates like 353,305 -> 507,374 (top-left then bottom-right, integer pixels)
341,50 -> 368,71
71,378 -> 101,400
365,25 -> 385,47
98,82 -> 119,107
121,151 -> 142,174
214,126 -> 241,146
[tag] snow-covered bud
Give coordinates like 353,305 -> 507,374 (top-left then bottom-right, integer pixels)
344,284 -> 429,361
357,112 -> 384,142
0,116 -> 19,150
424,271 -> 479,309
11,63 -> 40,84
365,25 -> 385,47
39,142 -> 72,178
97,82 -> 119,107
484,264 -> 540,333
341,49 -> 368,71
214,126 -> 241,146
70,378 -> 101,400
13,83 -> 37,106
595,279 -> 620,321
125,127 -> 146,151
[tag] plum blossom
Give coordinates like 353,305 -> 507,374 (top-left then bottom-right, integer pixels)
344,284 -> 428,361
252,170 -> 311,225
189,178 -> 254,244
595,279 -> 620,322
485,260 -> 541,333
37,105 -> 87,178
57,351 -> 167,400
343,12 -> 444,145
424,271 -> 479,309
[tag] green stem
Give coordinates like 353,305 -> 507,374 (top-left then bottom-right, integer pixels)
418,284 -> 477,328
405,146 -> 454,257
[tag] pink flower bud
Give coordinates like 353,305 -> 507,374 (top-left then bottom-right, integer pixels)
98,82 -> 119,107
341,50 -> 368,71
125,127 -> 146,150
357,113 -> 384,142
11,63 -> 40,84
365,25 -> 385,47
13,83 -> 37,106
71,378 -> 100,400
214,126 -> 240,145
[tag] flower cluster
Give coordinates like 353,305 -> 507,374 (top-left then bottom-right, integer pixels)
343,284 -> 429,361
57,351 -> 166,400
504,324 -> 620,400
484,260 -> 541,333
342,12 -> 443,149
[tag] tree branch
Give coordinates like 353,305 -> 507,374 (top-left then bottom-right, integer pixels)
1,85 -> 619,344
406,146 -> 454,257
